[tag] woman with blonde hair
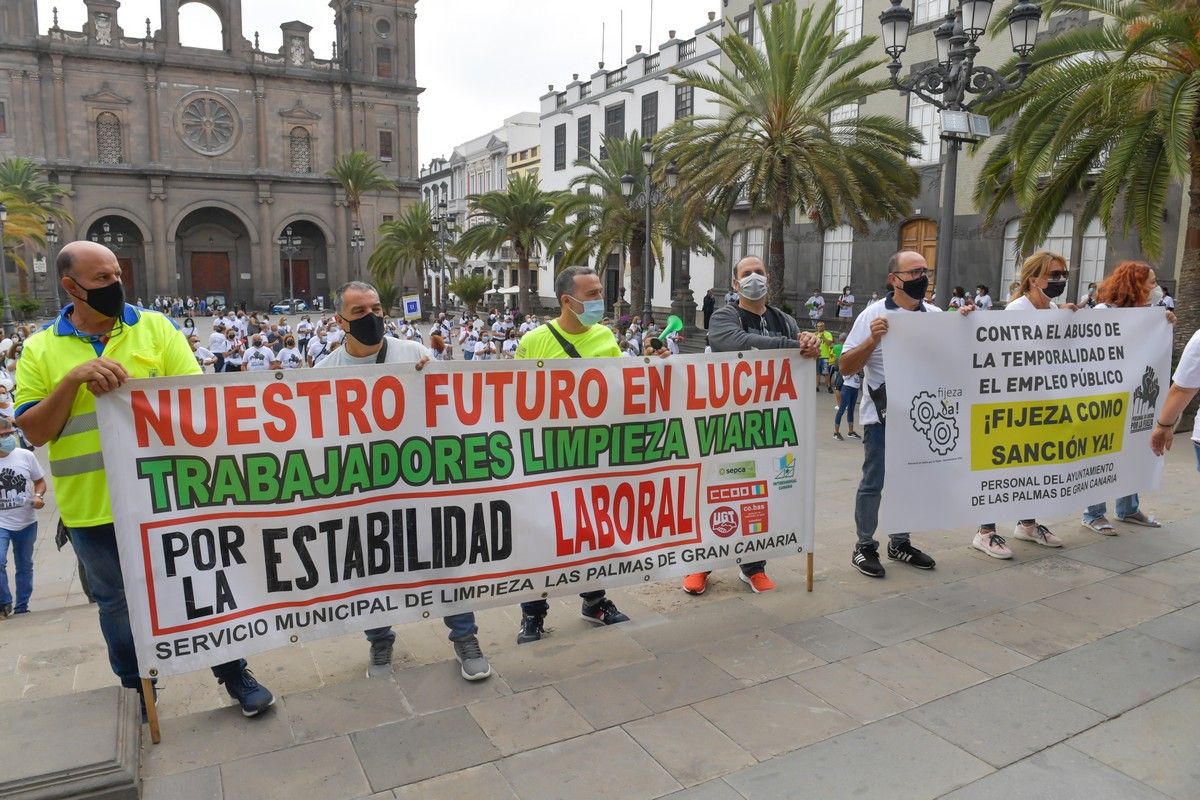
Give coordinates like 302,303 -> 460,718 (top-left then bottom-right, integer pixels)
972,251 -> 1073,558
1082,260 -> 1174,534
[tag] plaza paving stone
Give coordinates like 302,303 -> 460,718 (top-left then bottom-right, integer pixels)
7,434 -> 1200,798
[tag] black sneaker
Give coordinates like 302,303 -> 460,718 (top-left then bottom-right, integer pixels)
852,543 -> 885,578
517,613 -> 545,645
887,540 -> 936,570
847,431 -> 861,440
0,603 -> 11,618
218,668 -> 275,717
367,638 -> 394,678
580,598 -> 630,626
833,431 -> 844,441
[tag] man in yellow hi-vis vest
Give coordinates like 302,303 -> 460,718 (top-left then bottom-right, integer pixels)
16,241 -> 275,717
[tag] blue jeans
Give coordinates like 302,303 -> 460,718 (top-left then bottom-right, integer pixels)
835,385 -> 858,428
0,521 -> 36,611
365,612 -> 478,645
1084,495 -> 1138,524
68,523 -> 247,689
522,590 -> 605,617
854,424 -> 909,548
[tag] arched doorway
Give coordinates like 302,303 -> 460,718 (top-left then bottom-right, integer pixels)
275,220 -> 328,306
174,208 -> 252,310
900,218 -> 938,291
86,216 -> 146,303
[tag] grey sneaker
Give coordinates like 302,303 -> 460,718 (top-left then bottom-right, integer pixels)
452,635 -> 493,681
366,638 -> 394,678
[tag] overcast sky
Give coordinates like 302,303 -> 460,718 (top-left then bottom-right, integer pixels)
39,0 -> 719,164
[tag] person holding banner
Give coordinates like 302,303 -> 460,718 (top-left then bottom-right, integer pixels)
681,255 -> 821,596
15,240 -> 276,717
512,265 -> 664,643
971,252 -> 1073,559
1150,329 -> 1200,468
1082,261 -> 1173,533
841,251 -> 973,578
316,281 -> 494,681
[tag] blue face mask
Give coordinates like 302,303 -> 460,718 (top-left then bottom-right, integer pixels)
0,434 -> 16,454
569,296 -> 605,327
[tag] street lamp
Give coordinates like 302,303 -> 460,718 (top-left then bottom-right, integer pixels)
277,225 -> 302,312
0,204 -> 10,329
880,0 -> 1041,305
90,220 -> 126,250
620,144 -> 678,324
430,199 -> 450,313
349,224 -> 366,280
44,218 -> 62,310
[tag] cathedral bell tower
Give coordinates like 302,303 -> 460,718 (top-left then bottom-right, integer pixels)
330,0 -> 416,84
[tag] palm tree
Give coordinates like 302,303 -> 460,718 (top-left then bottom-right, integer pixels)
452,173 -> 567,315
0,158 -> 72,290
368,202 -> 437,312
974,0 -> 1199,352
657,0 -> 922,304
447,273 -> 492,314
556,132 -> 717,317
326,151 -> 396,278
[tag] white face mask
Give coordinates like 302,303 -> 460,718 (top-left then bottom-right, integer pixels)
1148,285 -> 1164,306
737,273 -> 769,301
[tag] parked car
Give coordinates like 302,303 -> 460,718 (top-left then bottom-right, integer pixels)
271,298 -> 308,313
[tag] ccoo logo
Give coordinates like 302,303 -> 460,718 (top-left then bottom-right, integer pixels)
710,506 -> 739,537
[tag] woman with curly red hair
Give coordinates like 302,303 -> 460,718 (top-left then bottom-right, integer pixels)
1082,260 -> 1175,534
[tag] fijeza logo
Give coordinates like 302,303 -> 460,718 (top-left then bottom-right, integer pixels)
1129,366 -> 1159,434
718,460 -> 757,479
775,453 -> 795,480
909,390 -> 960,456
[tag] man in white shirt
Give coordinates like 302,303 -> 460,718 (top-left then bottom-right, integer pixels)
316,281 -> 493,682
0,415 -> 46,616
243,336 -> 274,371
836,286 -> 855,318
806,290 -> 825,319
840,251 -> 972,579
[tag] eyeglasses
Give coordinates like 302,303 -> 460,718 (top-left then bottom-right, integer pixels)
891,268 -> 929,279
1048,270 -> 1069,280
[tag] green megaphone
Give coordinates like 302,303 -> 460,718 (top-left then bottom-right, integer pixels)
663,315 -> 684,338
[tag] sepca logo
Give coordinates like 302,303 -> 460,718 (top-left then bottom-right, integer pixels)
706,481 -> 768,503
718,460 -> 757,479
709,506 -> 739,537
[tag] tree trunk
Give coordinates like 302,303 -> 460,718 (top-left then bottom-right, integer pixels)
517,246 -> 532,317
629,228 -> 646,320
767,210 -> 787,307
1175,149 -> 1200,359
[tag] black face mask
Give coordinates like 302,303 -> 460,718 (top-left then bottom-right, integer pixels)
1043,279 -> 1067,299
897,275 -> 928,302
71,278 -> 125,318
346,313 -> 385,346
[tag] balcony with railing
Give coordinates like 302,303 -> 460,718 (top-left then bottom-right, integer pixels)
580,82 -> 591,98
678,38 -> 697,60
556,93 -> 567,109
606,67 -> 628,89
644,53 -> 661,72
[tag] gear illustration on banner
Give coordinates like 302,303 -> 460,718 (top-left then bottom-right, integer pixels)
909,391 -> 960,456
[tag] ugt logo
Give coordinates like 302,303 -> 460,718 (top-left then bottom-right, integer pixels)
909,391 -> 960,456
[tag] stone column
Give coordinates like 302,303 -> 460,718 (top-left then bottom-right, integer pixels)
149,176 -> 169,297
254,78 -> 268,170
333,188 -> 349,288
144,68 -> 160,164
50,55 -> 68,161
331,87 -> 345,156
26,69 -> 45,161
256,182 -> 277,299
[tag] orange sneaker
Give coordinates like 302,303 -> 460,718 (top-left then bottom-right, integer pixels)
682,572 -> 710,595
739,571 -> 775,593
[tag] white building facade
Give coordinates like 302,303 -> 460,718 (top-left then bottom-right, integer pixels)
537,12 -> 725,319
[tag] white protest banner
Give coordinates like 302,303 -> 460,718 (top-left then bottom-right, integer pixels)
881,308 -> 1170,531
95,352 -> 814,677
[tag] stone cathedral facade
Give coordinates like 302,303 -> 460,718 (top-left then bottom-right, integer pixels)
0,0 -> 420,307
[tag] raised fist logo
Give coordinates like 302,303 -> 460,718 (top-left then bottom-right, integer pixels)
910,391 -> 959,456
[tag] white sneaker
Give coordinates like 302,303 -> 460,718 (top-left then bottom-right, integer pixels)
1013,522 -> 1063,547
972,528 -> 1012,559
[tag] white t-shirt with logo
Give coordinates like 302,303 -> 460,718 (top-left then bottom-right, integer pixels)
244,346 -> 274,371
806,294 -> 825,319
278,347 -> 304,369
0,448 -> 43,530
975,293 -> 993,310
315,337 -> 431,368
837,293 -> 855,317
843,293 -> 942,426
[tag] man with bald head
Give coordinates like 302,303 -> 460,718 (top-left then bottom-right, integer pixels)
681,255 -> 820,597
840,250 -> 973,578
15,241 -> 275,717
